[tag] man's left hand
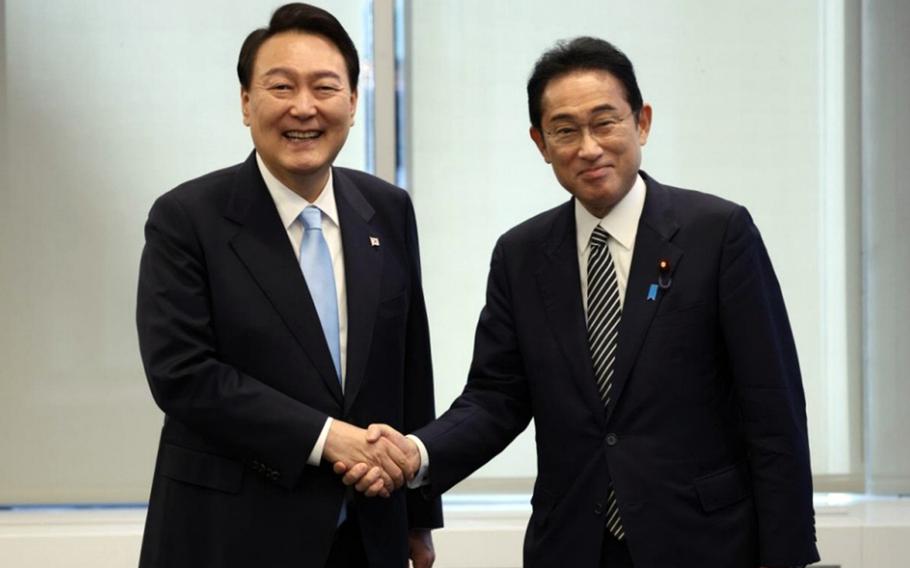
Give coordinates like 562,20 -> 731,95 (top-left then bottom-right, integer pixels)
408,528 -> 435,568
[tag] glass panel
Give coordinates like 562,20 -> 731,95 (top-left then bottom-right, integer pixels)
408,0 -> 850,485
0,0 -> 369,504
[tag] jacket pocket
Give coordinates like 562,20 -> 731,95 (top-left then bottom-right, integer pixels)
530,486 -> 560,529
693,461 -> 751,513
159,443 -> 243,494
651,301 -> 708,327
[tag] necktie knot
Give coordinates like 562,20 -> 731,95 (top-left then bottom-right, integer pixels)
590,225 -> 610,249
301,206 -> 323,232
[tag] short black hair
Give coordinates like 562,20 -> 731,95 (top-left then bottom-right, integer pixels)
237,3 -> 360,91
527,37 -> 642,130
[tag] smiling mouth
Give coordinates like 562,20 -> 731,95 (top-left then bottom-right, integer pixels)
580,165 -> 612,177
284,130 -> 322,141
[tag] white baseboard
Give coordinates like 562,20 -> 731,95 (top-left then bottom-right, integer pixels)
1,495 -> 908,568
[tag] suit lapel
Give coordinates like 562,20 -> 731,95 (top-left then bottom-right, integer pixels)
225,153 -> 344,405
606,173 -> 683,424
333,169 -> 381,414
535,201 -> 608,427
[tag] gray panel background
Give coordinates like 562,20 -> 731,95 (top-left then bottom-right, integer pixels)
0,0 -> 368,503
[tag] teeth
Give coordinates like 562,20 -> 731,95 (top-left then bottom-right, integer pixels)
285,131 -> 320,140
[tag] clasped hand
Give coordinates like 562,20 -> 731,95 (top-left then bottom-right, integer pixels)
325,421 -> 419,497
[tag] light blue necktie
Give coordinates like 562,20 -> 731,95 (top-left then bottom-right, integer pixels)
299,206 -> 346,526
299,206 -> 342,383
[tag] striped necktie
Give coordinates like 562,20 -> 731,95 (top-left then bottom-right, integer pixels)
586,225 -> 625,540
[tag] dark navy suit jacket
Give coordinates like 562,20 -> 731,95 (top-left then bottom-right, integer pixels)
415,172 -> 818,568
137,152 -> 442,567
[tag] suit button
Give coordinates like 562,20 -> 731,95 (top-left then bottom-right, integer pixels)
594,501 -> 605,515
605,433 -> 618,446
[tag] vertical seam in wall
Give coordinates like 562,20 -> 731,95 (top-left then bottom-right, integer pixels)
0,0 -> 7,185
372,0 -> 397,184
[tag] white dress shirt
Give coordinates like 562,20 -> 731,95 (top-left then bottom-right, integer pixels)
575,174 -> 646,311
408,174 -> 647,488
256,153 -> 346,466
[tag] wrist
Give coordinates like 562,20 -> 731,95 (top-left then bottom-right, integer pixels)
323,420 -> 354,463
405,434 -> 430,486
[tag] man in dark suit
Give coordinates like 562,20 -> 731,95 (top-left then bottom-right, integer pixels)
136,4 -> 441,567
346,37 -> 819,567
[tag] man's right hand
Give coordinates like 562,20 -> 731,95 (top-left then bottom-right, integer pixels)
323,420 -> 410,497
333,423 -> 421,495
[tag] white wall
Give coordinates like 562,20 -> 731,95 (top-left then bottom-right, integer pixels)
0,0 -> 894,504
409,0 -> 858,486
862,0 -> 910,495
0,0 -> 369,504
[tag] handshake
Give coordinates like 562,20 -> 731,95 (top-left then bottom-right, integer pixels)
323,421 -> 421,498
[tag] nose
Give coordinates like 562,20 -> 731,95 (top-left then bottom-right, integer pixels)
577,129 -> 604,160
289,88 -> 317,119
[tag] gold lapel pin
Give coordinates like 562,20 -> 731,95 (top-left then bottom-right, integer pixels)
658,258 -> 672,289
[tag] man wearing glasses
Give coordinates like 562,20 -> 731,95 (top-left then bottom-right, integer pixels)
344,37 -> 819,568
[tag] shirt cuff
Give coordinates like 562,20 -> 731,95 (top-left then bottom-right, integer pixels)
307,417 -> 334,466
406,434 -> 430,488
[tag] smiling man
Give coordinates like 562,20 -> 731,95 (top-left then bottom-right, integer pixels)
347,37 -> 819,568
136,4 -> 441,567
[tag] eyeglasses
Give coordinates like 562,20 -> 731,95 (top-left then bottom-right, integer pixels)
543,110 -> 635,147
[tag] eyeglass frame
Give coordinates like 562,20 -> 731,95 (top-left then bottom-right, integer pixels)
542,109 -> 639,148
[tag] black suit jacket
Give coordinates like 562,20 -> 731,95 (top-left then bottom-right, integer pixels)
415,173 -> 818,568
136,152 -> 442,568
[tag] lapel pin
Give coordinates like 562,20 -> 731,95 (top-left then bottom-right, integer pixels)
647,283 -> 658,301
658,258 -> 672,290
369,236 -> 380,247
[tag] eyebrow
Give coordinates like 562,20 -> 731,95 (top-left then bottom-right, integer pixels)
547,103 -> 621,123
261,67 -> 344,82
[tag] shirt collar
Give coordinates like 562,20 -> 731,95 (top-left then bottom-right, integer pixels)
256,152 -> 340,230
575,173 -> 646,253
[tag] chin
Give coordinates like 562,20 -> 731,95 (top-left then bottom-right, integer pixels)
282,158 -> 327,175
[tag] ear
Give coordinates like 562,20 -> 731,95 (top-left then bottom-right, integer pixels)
529,126 -> 551,164
241,87 -> 251,127
348,89 -> 358,126
637,103 -> 653,146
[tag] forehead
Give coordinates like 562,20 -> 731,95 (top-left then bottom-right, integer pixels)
253,31 -> 348,81
540,69 -> 629,122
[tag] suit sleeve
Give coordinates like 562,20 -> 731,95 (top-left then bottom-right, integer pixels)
415,238 -> 534,495
136,193 -> 327,490
718,206 -> 818,566
400,194 -> 444,529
